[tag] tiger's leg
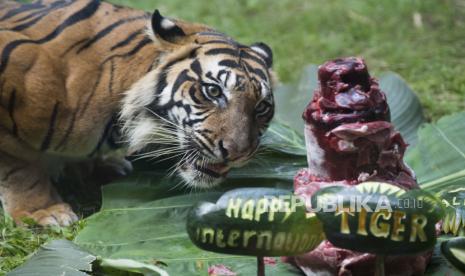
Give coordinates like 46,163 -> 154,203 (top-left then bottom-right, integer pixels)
0,152 -> 78,226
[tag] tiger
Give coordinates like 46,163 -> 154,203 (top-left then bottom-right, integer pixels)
0,0 -> 275,226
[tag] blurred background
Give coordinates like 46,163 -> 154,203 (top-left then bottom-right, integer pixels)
110,0 -> 465,120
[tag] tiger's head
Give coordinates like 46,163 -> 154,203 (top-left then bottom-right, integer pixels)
121,10 -> 275,188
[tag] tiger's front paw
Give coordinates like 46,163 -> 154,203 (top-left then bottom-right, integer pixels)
13,203 -> 79,227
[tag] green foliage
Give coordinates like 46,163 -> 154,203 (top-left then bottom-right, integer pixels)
7,239 -> 170,276
441,237 -> 465,273
407,112 -> 465,193
72,172 -> 301,275
0,212 -> 84,274
8,240 -> 95,276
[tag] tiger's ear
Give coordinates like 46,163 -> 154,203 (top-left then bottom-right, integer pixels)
251,42 -> 273,68
151,10 -> 186,44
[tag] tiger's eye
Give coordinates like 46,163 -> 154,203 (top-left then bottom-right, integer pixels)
206,85 -> 222,98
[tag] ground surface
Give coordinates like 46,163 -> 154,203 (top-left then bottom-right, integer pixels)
1,0 -> 464,273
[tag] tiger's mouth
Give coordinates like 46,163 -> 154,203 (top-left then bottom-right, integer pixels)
193,160 -> 229,178
179,159 -> 230,189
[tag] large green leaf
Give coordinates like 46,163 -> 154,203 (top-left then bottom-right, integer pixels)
8,240 -> 95,276
74,175 -> 301,275
8,239 -> 170,275
379,72 -> 425,145
261,121 -> 306,156
425,236 -> 464,276
405,112 -> 465,236
273,65 -> 319,136
406,112 -> 465,192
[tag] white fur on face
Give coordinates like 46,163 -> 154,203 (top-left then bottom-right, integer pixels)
178,165 -> 224,189
120,71 -> 159,153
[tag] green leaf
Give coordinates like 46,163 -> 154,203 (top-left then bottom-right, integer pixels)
379,72 -> 425,146
404,112 -> 465,235
98,258 -> 169,276
74,176 -> 300,275
441,237 -> 465,273
273,65 -> 318,137
8,240 -> 96,276
262,121 -> 306,156
406,112 -> 465,193
425,236 -> 464,276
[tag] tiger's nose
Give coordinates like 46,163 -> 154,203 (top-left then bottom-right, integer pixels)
219,138 -> 258,162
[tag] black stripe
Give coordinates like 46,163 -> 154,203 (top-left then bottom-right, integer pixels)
1,166 -> 24,182
120,37 -> 152,57
11,15 -> 44,32
79,37 -> 152,117
239,49 -> 268,69
190,59 -> 202,77
198,128 -> 213,134
172,69 -> 194,96
188,85 -> 202,105
78,67 -> 103,117
0,39 -> 31,76
54,111 -> 76,150
77,16 -> 146,54
206,48 -> 268,69
194,136 -> 216,157
201,40 -> 234,45
0,77 -> 5,103
184,117 -> 207,127
61,38 -> 89,56
0,0 -> 101,75
0,2 -> 45,22
244,61 -> 267,80
197,132 -> 214,146
224,71 -> 231,86
40,102 -> 60,151
148,53 -> 189,109
219,59 -> 240,69
197,31 -> 228,38
193,110 -> 210,116
8,89 -> 17,136
205,71 -> 218,83
13,0 -> 69,23
110,29 -> 142,51
101,37 -> 152,64
109,60 -> 115,94
88,117 -> 114,157
11,0 -> 74,31
218,140 -> 228,160
27,179 -> 41,190
205,48 -> 238,57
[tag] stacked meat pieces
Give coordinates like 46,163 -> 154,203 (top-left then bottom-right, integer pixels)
288,57 -> 429,275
